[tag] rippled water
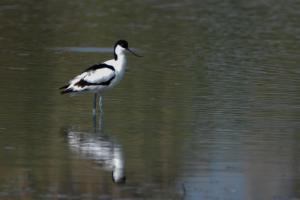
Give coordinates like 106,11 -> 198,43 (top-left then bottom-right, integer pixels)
0,0 -> 299,199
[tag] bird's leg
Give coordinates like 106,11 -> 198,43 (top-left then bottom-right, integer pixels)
92,94 -> 98,131
93,93 -> 98,116
99,95 -> 103,131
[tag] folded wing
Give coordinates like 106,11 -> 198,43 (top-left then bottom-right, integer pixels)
61,64 -> 116,94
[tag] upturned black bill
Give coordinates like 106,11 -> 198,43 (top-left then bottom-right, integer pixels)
127,48 -> 142,57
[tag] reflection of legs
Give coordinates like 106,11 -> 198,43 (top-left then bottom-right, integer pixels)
99,96 -> 103,131
92,112 -> 97,131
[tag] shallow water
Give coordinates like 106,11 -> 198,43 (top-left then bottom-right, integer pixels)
0,0 -> 300,199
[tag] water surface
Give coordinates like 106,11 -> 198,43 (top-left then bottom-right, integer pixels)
0,0 -> 299,199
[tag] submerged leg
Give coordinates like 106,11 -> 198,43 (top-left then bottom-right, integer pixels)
99,96 -> 103,130
92,111 -> 97,131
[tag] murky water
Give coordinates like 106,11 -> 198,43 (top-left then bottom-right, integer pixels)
0,0 -> 299,199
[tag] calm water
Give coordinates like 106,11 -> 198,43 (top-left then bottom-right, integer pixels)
0,0 -> 300,199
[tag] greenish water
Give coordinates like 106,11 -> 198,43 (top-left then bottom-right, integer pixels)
0,0 -> 300,199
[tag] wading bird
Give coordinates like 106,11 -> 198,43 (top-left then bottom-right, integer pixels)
60,40 -> 141,115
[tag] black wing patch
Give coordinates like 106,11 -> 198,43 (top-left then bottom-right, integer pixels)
59,84 -> 69,89
75,74 -> 116,88
83,63 -> 115,73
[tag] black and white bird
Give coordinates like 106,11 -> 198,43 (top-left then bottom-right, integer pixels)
60,40 -> 141,114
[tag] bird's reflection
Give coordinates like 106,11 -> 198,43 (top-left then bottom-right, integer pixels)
66,130 -> 126,184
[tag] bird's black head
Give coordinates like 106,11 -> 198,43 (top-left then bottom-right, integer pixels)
112,173 -> 126,185
115,40 -> 129,49
113,39 -> 142,60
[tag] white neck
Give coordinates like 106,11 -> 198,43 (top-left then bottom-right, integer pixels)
114,45 -> 126,60
115,54 -> 126,73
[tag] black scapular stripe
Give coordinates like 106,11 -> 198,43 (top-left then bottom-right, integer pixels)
75,74 -> 116,87
84,63 -> 115,72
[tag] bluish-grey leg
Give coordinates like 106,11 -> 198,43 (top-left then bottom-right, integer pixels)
99,96 -> 103,130
93,93 -> 97,116
92,94 -> 98,130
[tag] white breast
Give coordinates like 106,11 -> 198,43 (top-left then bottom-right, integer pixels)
104,55 -> 127,87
